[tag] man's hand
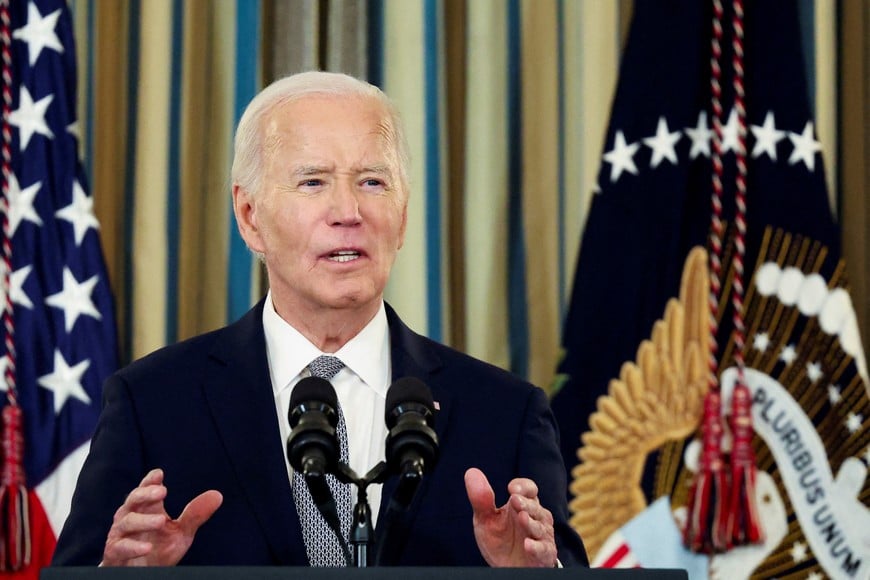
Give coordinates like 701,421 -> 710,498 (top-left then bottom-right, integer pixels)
464,467 -> 557,567
101,468 -> 223,566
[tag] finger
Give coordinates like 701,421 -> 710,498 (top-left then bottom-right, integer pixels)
111,512 -> 168,536
507,477 -> 539,499
464,468 -> 496,516
509,494 -> 554,526
103,537 -> 153,565
523,536 -> 557,568
139,468 -> 164,487
504,502 -> 548,541
120,482 -> 168,515
177,490 -> 223,535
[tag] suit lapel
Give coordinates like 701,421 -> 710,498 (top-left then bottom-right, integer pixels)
201,301 -> 308,565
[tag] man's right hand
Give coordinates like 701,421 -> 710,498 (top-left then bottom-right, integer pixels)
101,468 -> 223,566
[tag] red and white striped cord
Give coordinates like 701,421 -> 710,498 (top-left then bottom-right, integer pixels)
0,0 -> 15,406
683,0 -> 731,554
708,0 -> 725,394
730,0 -> 747,385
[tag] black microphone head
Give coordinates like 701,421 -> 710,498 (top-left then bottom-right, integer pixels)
385,377 -> 438,477
287,376 -> 340,475
290,376 -> 337,413
385,377 -> 435,428
289,376 -> 339,430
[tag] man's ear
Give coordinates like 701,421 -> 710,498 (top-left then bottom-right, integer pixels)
232,184 -> 265,253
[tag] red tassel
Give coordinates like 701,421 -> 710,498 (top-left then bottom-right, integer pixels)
0,405 -> 31,571
683,391 -> 729,553
724,384 -> 764,546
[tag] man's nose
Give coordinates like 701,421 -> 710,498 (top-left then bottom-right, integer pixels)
329,180 -> 363,225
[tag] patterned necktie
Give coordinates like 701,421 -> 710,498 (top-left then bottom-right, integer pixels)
292,355 -> 352,566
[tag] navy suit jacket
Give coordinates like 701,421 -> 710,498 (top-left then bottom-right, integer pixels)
52,301 -> 588,567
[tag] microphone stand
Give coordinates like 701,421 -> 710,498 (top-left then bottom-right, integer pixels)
335,461 -> 389,567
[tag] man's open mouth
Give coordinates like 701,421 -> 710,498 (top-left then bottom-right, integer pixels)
328,250 -> 361,263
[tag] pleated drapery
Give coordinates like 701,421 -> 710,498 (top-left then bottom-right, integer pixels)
70,0 -> 858,393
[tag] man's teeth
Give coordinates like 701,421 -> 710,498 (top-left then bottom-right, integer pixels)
329,251 -> 360,263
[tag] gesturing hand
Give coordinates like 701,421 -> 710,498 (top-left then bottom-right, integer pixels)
464,467 -> 558,568
101,468 -> 223,566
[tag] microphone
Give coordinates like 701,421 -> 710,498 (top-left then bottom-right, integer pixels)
287,376 -> 340,504
384,377 -> 439,507
375,378 -> 439,566
286,376 -> 353,566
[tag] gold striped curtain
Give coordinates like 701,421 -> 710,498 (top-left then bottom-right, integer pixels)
71,0 -> 865,394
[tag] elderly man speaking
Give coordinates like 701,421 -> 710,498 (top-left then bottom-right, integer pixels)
51,71 -> 588,569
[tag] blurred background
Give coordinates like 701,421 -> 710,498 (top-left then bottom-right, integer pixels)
70,0 -> 868,393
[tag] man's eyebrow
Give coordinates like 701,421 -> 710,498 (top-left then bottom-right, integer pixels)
292,165 -> 331,176
358,164 -> 392,175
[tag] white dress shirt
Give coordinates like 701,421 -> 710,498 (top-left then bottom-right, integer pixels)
262,292 -> 391,524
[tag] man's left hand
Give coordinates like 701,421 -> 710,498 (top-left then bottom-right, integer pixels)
464,467 -> 558,567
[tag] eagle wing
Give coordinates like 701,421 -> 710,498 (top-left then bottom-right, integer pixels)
568,246 -> 711,558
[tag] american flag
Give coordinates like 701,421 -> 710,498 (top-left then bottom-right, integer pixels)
1,0 -> 117,576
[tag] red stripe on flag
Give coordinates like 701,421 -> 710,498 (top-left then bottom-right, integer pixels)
4,491 -> 55,580
599,542 -> 630,568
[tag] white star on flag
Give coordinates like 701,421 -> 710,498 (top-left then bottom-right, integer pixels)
36,349 -> 92,414
789,541 -> 808,563
12,1 -> 64,66
44,267 -> 103,332
642,117 -> 681,168
780,344 -> 798,365
845,412 -> 863,434
9,264 -> 35,309
56,180 -> 100,246
685,111 -> 713,159
750,111 -> 786,160
788,121 -> 822,171
806,361 -> 823,383
8,85 -> 54,150
828,384 -> 842,405
67,120 -> 81,142
602,130 -> 640,182
6,172 -> 44,236
752,332 -> 770,352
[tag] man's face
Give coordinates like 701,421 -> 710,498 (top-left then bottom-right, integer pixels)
235,94 -> 407,317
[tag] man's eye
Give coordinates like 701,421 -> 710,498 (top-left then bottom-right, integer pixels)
362,178 -> 385,188
301,179 -> 323,187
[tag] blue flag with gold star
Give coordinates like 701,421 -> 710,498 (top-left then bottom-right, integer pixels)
2,0 -> 117,574
553,2 -> 869,577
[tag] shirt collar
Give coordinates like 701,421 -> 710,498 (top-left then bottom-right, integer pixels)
262,291 -> 391,396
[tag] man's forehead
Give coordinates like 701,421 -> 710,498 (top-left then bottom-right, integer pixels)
265,94 -> 389,130
264,100 -> 392,141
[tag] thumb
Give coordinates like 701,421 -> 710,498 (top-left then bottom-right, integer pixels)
177,490 -> 223,535
465,468 -> 496,516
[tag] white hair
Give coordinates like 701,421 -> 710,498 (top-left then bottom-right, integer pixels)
231,71 -> 410,199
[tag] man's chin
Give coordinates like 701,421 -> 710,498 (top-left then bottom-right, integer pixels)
320,290 -> 381,312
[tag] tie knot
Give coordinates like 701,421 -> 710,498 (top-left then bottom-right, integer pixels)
309,355 -> 344,380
